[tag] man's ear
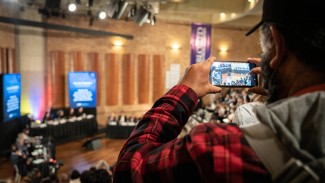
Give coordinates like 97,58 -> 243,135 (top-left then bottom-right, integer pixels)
269,25 -> 286,68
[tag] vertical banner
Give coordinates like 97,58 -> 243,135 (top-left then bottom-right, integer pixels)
190,23 -> 211,65
68,72 -> 97,108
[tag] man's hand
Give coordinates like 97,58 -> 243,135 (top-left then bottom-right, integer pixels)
247,58 -> 267,96
179,56 -> 222,98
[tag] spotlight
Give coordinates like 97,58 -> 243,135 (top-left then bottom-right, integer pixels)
133,6 -> 149,26
68,3 -> 76,12
99,11 -> 107,19
112,0 -> 128,19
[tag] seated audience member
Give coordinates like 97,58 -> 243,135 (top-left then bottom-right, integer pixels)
117,111 -> 127,125
96,160 -> 112,176
113,0 -> 325,179
29,168 -> 42,183
76,107 -> 86,118
127,113 -> 138,124
21,176 -> 33,183
56,110 -> 66,120
80,169 -> 112,183
42,111 -> 52,123
233,95 -> 267,127
60,173 -> 70,183
68,108 -> 76,118
70,169 -> 81,183
107,112 -> 117,123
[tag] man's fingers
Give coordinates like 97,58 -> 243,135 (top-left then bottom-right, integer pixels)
247,58 -> 261,65
204,56 -> 216,67
248,86 -> 267,96
208,85 -> 222,94
250,67 -> 262,74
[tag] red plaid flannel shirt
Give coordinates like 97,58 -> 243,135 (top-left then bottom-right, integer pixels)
114,85 -> 271,182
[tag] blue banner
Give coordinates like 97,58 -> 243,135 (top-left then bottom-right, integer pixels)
3,74 -> 21,122
68,72 -> 97,108
190,23 -> 211,65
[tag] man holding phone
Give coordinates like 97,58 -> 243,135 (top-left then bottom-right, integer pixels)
114,0 -> 325,182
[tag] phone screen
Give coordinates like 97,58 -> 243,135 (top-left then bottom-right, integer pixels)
209,61 -> 258,87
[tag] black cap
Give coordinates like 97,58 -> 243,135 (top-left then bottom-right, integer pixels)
246,0 -> 325,36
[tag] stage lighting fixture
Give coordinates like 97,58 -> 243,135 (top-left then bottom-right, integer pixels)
106,0 -> 119,18
68,3 -> 77,12
39,0 -> 61,17
112,0 -> 129,19
133,6 -> 149,26
99,11 -> 107,19
151,15 -> 156,25
88,0 -> 94,7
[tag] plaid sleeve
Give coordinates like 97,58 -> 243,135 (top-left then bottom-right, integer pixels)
113,85 -> 271,183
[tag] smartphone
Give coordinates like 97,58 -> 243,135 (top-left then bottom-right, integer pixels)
209,61 -> 258,87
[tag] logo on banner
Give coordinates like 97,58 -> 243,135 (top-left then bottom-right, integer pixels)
191,23 -> 211,65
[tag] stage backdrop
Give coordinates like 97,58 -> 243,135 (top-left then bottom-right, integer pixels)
190,23 -> 211,65
68,72 -> 97,108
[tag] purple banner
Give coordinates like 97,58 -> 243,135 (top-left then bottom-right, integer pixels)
190,23 -> 211,65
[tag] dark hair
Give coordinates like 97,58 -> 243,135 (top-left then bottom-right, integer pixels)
71,169 -> 80,180
80,169 -> 112,183
268,23 -> 325,73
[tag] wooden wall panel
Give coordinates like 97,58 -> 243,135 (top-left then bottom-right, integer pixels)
122,54 -> 135,105
138,54 -> 150,104
88,52 -> 102,106
106,53 -> 119,106
70,51 -> 83,71
7,48 -> 16,73
50,51 -> 66,108
153,55 -> 165,101
0,47 -> 6,74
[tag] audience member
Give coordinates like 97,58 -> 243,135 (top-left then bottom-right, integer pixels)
60,173 -> 70,183
68,108 -> 76,118
113,0 -> 325,180
76,107 -> 86,119
42,111 -> 52,123
127,113 -> 138,124
56,110 -> 65,120
96,160 -> 112,176
70,169 -> 81,183
80,169 -> 112,183
117,111 -> 127,125
107,112 -> 117,123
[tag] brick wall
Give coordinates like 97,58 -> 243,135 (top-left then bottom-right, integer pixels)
0,12 -> 261,116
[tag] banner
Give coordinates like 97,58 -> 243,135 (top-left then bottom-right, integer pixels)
190,23 -> 211,65
68,72 -> 97,108
2,74 -> 21,122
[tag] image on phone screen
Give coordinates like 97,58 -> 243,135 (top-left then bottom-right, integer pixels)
209,61 -> 258,87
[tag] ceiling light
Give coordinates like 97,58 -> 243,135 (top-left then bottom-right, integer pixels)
171,43 -> 180,49
68,3 -> 77,12
99,11 -> 107,19
220,13 -> 226,19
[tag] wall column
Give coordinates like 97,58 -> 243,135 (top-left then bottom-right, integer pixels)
17,9 -> 45,119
